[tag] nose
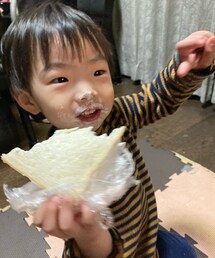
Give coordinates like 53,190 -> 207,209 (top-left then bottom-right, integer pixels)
79,90 -> 95,101
75,82 -> 98,103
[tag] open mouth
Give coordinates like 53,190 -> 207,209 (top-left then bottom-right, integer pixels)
78,109 -> 101,123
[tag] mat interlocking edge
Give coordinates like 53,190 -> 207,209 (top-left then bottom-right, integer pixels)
155,164 -> 215,257
139,138 -> 213,257
0,208 -> 64,258
25,215 -> 64,258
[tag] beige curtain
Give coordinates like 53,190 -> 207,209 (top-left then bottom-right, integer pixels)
113,0 -> 215,103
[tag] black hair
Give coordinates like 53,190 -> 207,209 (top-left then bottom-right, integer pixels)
1,1 -> 114,97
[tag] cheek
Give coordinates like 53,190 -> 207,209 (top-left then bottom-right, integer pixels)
100,82 -> 114,103
55,104 -> 75,120
37,100 -> 76,128
32,89 -> 73,116
104,87 -> 114,109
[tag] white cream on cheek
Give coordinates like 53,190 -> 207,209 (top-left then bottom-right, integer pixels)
56,104 -> 80,128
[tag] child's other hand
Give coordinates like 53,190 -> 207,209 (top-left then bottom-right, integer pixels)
33,196 -> 113,257
33,196 -> 101,240
176,31 -> 215,78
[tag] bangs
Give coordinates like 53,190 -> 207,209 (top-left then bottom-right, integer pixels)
34,25 -> 104,68
27,2 -> 113,72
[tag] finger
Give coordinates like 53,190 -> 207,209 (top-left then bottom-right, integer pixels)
33,197 -> 72,239
176,31 -> 214,55
34,197 -> 59,230
176,38 -> 206,55
196,36 -> 215,69
206,36 -> 215,51
177,61 -> 192,78
33,199 -> 51,227
79,202 -> 96,226
58,197 -> 78,237
177,52 -> 201,77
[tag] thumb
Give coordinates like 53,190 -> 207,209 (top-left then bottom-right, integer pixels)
200,36 -> 215,68
206,36 -> 215,51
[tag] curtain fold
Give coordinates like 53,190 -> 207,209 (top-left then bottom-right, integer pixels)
113,0 -> 215,103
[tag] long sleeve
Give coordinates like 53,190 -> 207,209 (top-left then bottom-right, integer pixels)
114,53 -> 214,132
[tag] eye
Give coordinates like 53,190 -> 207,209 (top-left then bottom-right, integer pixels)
51,77 -> 68,84
94,70 -> 105,76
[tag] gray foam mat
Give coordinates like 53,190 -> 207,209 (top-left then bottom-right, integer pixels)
137,138 -> 185,191
0,208 -> 49,258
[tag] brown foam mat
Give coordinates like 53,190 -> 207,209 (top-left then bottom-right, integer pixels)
156,164 -> 215,257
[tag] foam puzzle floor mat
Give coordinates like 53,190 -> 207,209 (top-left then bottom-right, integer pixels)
0,138 -> 214,257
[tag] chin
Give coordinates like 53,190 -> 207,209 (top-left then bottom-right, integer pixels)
92,124 -> 101,131
88,119 -> 104,131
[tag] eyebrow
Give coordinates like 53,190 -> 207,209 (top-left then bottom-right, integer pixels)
87,55 -> 107,64
43,62 -> 68,72
42,55 -> 107,73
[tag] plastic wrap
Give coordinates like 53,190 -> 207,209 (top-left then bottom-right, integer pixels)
3,142 -> 138,228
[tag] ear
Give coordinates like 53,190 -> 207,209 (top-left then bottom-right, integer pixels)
15,91 -> 41,115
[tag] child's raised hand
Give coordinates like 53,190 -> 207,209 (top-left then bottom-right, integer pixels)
176,31 -> 215,78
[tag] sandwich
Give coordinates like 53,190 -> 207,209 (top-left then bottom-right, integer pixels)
1,126 -> 127,195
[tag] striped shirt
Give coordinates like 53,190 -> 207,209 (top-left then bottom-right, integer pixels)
63,56 -> 213,257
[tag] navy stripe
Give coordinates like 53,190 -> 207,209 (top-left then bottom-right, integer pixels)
117,210 -> 142,234
155,73 -> 167,96
124,223 -> 157,254
148,198 -> 156,208
131,94 -> 142,129
146,90 -> 153,124
124,239 -> 139,254
132,150 -> 141,159
119,97 -> 130,121
141,176 -> 151,185
147,192 -> 155,200
112,185 -> 142,217
129,143 -> 137,152
139,171 -> 148,180
127,136 -> 135,144
135,155 -> 143,164
114,197 -> 142,225
144,222 -> 158,236
137,92 -> 148,126
148,208 -> 157,218
136,239 -> 157,257
137,163 -> 146,171
120,200 -> 148,235
145,183 -> 154,192
147,214 -> 158,226
125,95 -> 137,130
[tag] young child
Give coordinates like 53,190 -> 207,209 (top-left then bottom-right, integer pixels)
1,2 -> 215,258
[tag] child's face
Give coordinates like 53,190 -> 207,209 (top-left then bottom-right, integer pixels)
30,41 -> 114,130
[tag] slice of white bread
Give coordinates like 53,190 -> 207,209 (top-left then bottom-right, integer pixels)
1,127 -> 126,194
